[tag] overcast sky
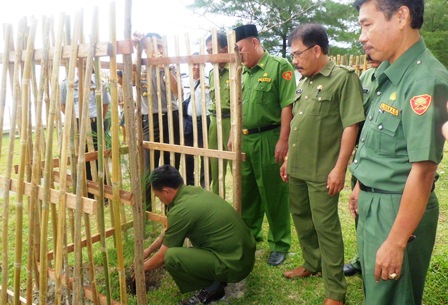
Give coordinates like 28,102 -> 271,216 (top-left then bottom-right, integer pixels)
0,0 -> 236,52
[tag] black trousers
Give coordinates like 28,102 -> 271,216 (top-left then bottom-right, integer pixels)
184,115 -> 210,187
142,111 -> 180,210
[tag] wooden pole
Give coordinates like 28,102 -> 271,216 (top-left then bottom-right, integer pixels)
228,30 -> 243,213
123,0 -> 147,303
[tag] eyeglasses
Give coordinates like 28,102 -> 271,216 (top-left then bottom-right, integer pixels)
290,45 -> 315,60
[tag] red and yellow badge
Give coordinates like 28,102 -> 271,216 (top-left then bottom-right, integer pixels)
410,94 -> 432,115
282,71 -> 293,81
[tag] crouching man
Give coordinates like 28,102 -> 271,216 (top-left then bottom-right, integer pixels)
140,165 -> 256,305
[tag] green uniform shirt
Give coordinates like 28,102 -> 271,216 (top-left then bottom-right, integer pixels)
360,67 -> 378,114
287,61 -> 365,181
241,52 -> 296,129
209,64 -> 231,114
163,185 -> 256,281
351,38 -> 448,192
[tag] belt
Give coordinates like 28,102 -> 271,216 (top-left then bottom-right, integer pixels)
90,117 -> 97,123
142,110 -> 178,119
242,124 -> 280,135
359,182 -> 435,194
187,115 -> 208,121
210,112 -> 230,118
359,182 -> 401,194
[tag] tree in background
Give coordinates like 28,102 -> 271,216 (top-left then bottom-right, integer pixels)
421,0 -> 448,67
188,0 -> 362,58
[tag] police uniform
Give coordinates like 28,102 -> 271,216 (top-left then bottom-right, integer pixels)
163,185 -> 256,293
60,75 -> 111,183
350,38 -> 448,305
240,51 -> 295,252
287,61 -> 365,300
208,64 -> 231,196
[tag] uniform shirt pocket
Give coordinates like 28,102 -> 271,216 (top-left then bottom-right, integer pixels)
252,82 -> 273,105
371,113 -> 401,155
308,92 -> 332,117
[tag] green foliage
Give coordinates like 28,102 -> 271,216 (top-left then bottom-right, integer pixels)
421,0 -> 448,67
188,0 -> 361,58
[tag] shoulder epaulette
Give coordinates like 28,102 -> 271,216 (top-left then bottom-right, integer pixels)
338,65 -> 355,72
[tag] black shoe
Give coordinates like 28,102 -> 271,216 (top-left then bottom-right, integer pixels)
343,263 -> 362,276
180,284 -> 225,305
267,251 -> 286,266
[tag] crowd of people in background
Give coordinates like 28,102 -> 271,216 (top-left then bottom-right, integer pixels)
66,0 -> 448,304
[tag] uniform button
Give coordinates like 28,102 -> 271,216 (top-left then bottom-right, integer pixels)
318,97 -> 322,101
417,60 -> 422,65
376,91 -> 381,96
305,96 -> 308,99
354,159 -> 358,164
292,143 -> 296,147
369,116 -> 373,120
361,138 -> 365,142
294,127 -> 297,131
378,124 -> 383,130
299,111 -> 303,115
310,81 -> 313,85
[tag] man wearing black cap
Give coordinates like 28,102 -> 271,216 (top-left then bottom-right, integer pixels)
230,24 -> 296,266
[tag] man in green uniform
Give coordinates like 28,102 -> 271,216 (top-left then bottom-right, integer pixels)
140,165 -> 256,305
280,23 -> 365,305
206,33 -> 232,197
231,24 -> 295,266
344,57 -> 381,277
351,1 -> 448,304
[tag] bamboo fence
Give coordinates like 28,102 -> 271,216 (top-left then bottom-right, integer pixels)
0,2 -> 370,304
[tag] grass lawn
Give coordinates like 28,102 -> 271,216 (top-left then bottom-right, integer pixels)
0,133 -> 447,304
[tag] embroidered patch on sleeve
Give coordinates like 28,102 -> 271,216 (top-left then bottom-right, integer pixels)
282,71 -> 293,81
410,94 -> 432,115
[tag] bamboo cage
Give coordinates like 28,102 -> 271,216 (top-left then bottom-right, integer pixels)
0,2 -> 371,304
0,2 -> 245,305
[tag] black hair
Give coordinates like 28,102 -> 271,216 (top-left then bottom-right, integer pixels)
206,32 -> 228,48
353,0 -> 424,29
149,165 -> 184,191
288,23 -> 329,55
117,70 -> 123,78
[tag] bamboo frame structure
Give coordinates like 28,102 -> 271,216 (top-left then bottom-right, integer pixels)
0,2 -> 369,304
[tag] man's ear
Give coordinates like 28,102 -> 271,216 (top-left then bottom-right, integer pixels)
396,6 -> 411,29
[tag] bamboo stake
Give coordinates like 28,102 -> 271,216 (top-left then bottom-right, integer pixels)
0,24 -> 12,156
228,30 -> 243,213
174,36 -> 186,180
123,0 -> 146,302
184,34 -> 200,187
26,17 -> 50,303
108,2 -> 126,304
0,23 -> 13,305
54,12 -> 81,305
73,10 -> 97,303
210,29 -> 225,198
13,18 -> 36,305
198,39 -> 211,191
39,13 -> 66,305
